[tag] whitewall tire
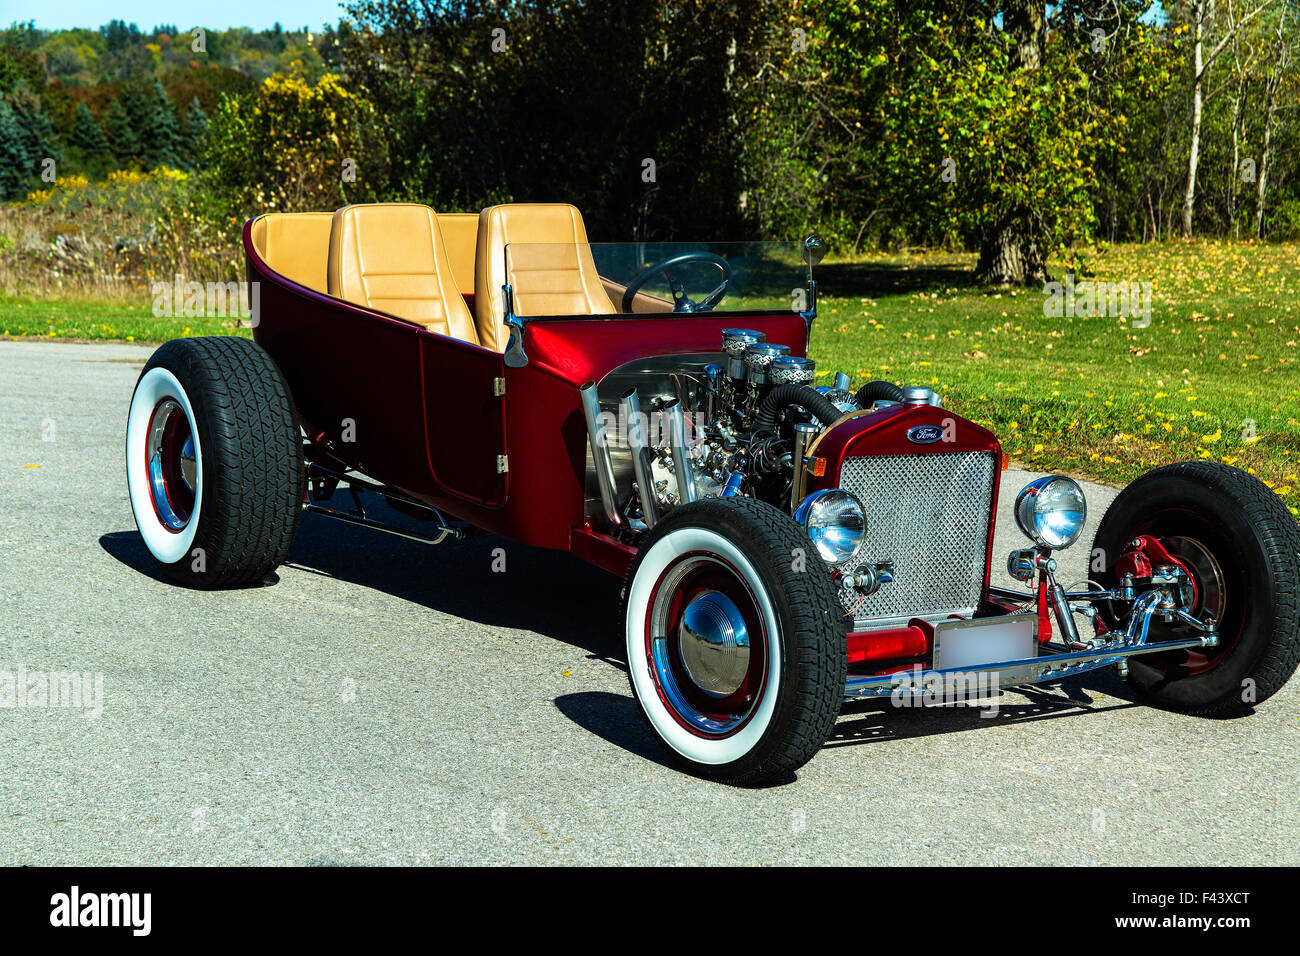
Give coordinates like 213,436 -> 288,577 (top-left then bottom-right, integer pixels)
124,337 -> 304,588
623,497 -> 846,784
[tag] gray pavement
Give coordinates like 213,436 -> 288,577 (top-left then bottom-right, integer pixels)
1,339 -> 1296,865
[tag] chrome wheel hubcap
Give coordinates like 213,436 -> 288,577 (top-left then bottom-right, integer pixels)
678,590 -> 751,698
648,553 -> 765,736
146,399 -> 196,532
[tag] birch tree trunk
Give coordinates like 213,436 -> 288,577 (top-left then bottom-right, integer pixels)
1255,2 -> 1293,238
1182,1 -> 1208,238
1182,0 -> 1278,238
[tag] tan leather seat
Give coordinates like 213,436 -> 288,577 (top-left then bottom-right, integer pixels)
436,213 -> 479,295
249,212 -> 333,292
327,203 -> 479,343
474,203 -> 615,352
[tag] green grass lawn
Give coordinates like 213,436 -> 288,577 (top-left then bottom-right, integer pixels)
0,296 -> 248,342
3,240 -> 1297,514
809,241 -> 1300,514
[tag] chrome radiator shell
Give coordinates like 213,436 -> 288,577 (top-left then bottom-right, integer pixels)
836,451 -> 998,626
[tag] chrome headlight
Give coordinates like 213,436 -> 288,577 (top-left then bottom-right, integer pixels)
1014,476 -> 1087,550
795,489 -> 867,566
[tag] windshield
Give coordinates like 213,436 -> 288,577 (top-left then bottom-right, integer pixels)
503,241 -> 811,318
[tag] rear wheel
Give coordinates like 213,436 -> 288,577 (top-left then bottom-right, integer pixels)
623,497 -> 846,784
126,336 -> 304,588
1093,461 -> 1300,715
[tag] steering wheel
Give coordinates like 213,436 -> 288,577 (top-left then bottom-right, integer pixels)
621,251 -> 732,313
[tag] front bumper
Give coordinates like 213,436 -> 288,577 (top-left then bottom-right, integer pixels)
842,576 -> 1220,702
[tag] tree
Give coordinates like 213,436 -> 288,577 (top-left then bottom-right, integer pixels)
973,0 -> 1049,284
69,101 -> 109,156
339,0 -> 765,239
0,98 -> 30,199
1254,0 -> 1298,236
205,71 -> 389,213
103,95 -> 140,164
183,97 -> 209,169
1179,0 -> 1278,238
103,20 -> 141,54
0,44 -> 44,94
137,79 -> 181,168
6,82 -> 59,173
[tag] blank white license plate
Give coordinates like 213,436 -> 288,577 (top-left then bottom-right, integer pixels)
933,613 -> 1038,684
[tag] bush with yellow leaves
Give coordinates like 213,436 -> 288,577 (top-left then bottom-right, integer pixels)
205,71 -> 390,217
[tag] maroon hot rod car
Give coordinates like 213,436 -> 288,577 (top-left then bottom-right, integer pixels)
125,202 -> 1300,784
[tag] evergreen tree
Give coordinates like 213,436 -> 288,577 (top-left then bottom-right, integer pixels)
6,82 -> 59,173
0,98 -> 30,200
183,97 -> 209,169
138,79 -> 180,168
103,96 -> 140,164
103,20 -> 140,54
69,101 -> 109,156
120,85 -> 149,142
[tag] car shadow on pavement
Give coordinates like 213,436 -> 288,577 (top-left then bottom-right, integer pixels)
99,530 -> 282,588
288,502 -> 626,663
100,530 -> 172,584
553,691 -> 669,763
101,494 -> 628,667
553,691 -> 800,787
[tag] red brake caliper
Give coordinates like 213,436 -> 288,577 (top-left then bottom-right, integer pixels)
1116,534 -> 1199,610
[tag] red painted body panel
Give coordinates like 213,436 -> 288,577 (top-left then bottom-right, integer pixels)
418,336 -> 508,507
523,313 -> 809,385
805,402 -> 1002,477
247,237 -> 437,497
244,218 -> 813,553
571,528 -> 637,578
806,402 -> 1004,605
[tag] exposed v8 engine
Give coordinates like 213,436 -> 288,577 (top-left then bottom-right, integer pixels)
580,327 -> 941,535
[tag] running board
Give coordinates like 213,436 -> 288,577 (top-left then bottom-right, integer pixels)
844,632 -> 1217,700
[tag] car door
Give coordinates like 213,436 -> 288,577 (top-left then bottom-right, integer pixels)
419,330 -> 509,507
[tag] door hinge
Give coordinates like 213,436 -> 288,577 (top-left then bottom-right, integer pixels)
492,377 -> 506,397
496,454 -> 509,474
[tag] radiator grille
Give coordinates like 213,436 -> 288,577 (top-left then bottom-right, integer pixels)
836,451 -> 997,624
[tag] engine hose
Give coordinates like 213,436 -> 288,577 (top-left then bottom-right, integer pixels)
753,384 -> 843,434
854,380 -> 905,407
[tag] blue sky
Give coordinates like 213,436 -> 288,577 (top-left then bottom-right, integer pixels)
7,1 -> 349,31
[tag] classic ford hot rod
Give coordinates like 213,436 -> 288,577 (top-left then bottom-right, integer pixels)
125,202 -> 1300,783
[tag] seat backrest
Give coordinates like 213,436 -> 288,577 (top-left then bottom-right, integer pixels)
474,203 -> 614,353
249,212 -> 333,292
436,213 -> 479,295
327,203 -> 479,343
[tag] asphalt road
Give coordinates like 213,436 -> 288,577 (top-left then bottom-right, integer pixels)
1,339 -> 1296,865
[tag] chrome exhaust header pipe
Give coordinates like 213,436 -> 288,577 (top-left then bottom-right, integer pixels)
664,398 -> 697,506
579,381 -> 621,528
789,421 -> 819,512
621,387 -> 658,528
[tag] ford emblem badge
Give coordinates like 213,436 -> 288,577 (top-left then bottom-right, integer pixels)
907,424 -> 944,444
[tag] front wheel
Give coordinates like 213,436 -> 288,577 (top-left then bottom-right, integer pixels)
125,336 -> 304,588
623,497 -> 846,784
1093,461 -> 1300,715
